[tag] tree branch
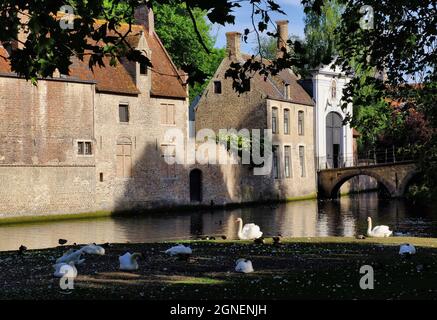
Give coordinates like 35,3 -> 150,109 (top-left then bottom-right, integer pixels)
185,1 -> 211,54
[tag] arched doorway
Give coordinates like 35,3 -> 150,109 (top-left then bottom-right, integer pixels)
190,169 -> 202,202
326,112 -> 343,168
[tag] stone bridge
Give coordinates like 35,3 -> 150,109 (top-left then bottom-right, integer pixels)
318,161 -> 418,199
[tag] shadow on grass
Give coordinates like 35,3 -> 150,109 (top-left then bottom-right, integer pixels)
1,239 -> 437,300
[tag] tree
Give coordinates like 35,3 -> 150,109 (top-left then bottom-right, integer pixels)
254,35 -> 278,61
302,0 -> 343,70
153,3 -> 225,101
254,34 -> 302,61
302,0 -> 437,198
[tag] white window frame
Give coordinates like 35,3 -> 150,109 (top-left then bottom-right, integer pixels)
76,140 -> 94,157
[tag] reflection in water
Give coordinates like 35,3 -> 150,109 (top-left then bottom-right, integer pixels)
0,192 -> 436,251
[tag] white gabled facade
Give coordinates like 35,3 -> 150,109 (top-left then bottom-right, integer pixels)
312,63 -> 354,170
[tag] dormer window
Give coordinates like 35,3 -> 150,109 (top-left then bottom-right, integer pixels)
140,63 -> 148,75
284,83 -> 290,99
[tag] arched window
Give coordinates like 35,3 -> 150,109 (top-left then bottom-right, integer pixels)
284,109 -> 290,134
298,111 -> 304,136
272,107 -> 278,134
331,80 -> 337,100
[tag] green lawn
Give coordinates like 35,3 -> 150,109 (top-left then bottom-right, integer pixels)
1,237 -> 436,300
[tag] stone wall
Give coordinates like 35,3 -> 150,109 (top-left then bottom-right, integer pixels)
94,91 -> 189,211
0,165 -> 96,217
195,59 -> 267,133
0,77 -> 96,216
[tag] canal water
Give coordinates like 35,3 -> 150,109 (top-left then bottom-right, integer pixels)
0,192 -> 436,251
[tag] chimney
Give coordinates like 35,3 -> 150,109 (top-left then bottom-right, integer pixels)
226,32 -> 241,59
134,5 -> 154,35
276,20 -> 289,58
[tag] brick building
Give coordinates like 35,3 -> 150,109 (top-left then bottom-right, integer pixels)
0,8 -> 190,218
194,21 -> 318,201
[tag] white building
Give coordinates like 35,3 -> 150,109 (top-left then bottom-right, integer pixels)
311,63 -> 354,170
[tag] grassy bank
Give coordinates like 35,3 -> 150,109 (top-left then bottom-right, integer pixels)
1,237 -> 437,300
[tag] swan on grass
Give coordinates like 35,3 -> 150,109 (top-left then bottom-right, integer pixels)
81,244 -> 105,255
367,217 -> 393,237
236,218 -> 263,240
119,252 -> 142,271
56,249 -> 85,265
399,244 -> 416,256
53,262 -> 78,278
165,244 -> 192,256
235,259 -> 254,273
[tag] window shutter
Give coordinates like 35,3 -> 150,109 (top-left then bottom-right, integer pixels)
171,105 -> 176,124
161,104 -> 167,124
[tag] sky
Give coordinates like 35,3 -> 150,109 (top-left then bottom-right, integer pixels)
212,0 -> 306,54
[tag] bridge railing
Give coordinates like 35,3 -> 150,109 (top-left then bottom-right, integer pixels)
316,147 -> 416,171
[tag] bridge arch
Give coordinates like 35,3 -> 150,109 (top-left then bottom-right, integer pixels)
329,171 -> 394,199
398,169 -> 420,196
318,162 -> 417,199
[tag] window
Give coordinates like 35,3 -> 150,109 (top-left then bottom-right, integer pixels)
214,81 -> 222,94
119,104 -> 129,123
298,111 -> 304,136
161,104 -> 176,125
284,109 -> 290,135
284,146 -> 291,178
140,63 -> 148,75
116,143 -> 132,178
273,145 -> 280,179
331,80 -> 337,99
77,141 -> 92,156
161,145 -> 177,178
299,146 -> 306,177
284,84 -> 290,99
272,107 -> 278,134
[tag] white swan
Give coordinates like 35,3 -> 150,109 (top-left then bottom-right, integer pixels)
165,244 -> 192,256
53,262 -> 78,278
367,217 -> 392,237
236,218 -> 263,240
399,244 -> 416,255
81,244 -> 105,255
235,259 -> 254,273
56,249 -> 85,265
119,252 -> 142,271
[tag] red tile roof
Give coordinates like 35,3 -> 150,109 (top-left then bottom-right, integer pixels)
0,47 -> 11,73
96,23 -> 187,98
145,31 -> 187,98
0,22 -> 187,99
241,54 -> 314,106
80,55 -> 140,95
